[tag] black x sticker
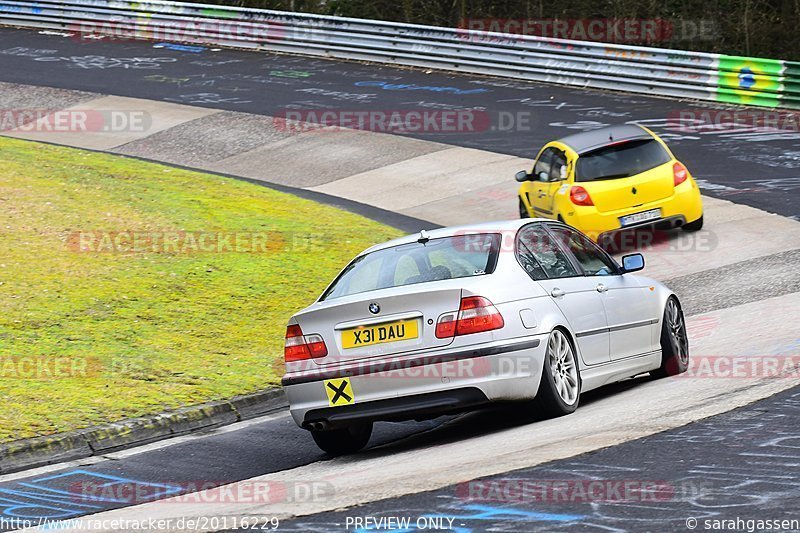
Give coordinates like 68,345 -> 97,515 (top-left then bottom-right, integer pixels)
324,378 -> 355,406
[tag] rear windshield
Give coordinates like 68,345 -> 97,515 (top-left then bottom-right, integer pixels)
575,139 -> 671,182
320,234 -> 501,301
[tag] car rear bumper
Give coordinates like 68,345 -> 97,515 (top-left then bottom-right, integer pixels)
302,388 -> 491,430
282,335 -> 548,428
597,215 -> 687,243
564,180 -> 703,241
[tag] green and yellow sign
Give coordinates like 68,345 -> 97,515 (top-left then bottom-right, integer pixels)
716,55 -> 784,107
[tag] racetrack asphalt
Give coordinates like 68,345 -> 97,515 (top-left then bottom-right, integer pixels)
0,27 -> 798,219
0,414 -> 454,532
273,384 -> 800,532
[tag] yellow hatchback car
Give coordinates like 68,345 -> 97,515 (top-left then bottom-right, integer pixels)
516,124 -> 703,242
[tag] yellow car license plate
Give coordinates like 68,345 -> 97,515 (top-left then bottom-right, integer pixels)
341,319 -> 418,349
620,208 -> 661,227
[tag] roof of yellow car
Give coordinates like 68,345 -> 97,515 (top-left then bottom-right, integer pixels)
558,124 -> 654,155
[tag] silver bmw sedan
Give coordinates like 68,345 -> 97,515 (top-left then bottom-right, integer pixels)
281,219 -> 688,454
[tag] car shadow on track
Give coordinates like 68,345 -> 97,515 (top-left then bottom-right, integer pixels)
358,374 -> 652,457
601,225 -> 696,255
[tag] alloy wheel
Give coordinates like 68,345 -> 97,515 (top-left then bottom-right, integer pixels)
548,330 -> 579,405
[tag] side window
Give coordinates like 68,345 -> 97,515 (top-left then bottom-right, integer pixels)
550,227 -> 618,276
550,150 -> 567,181
533,148 -> 556,182
516,225 -> 580,280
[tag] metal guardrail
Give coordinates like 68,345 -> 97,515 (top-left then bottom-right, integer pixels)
1,0 -> 798,109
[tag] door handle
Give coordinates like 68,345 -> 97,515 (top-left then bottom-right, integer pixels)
596,283 -> 608,293
538,191 -> 547,198
550,288 -> 565,298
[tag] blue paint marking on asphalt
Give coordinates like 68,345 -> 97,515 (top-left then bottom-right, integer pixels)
354,81 -> 490,95
455,504 -> 584,523
0,493 -> 92,521
154,42 -> 206,53
20,469 -> 184,504
354,503 -> 585,531
0,470 -> 183,520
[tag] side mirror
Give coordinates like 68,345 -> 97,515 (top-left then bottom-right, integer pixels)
515,170 -> 530,182
621,253 -> 645,273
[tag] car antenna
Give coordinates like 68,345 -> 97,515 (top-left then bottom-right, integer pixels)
418,229 -> 430,244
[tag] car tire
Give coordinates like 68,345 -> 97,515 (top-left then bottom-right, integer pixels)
311,423 -> 372,455
682,215 -> 703,232
532,328 -> 581,417
519,198 -> 529,219
651,296 -> 689,378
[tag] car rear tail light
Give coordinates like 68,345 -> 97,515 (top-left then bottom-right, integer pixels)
284,324 -> 328,362
435,313 -> 457,338
436,296 -> 505,338
673,162 -> 688,186
569,186 -> 594,206
457,296 -> 506,335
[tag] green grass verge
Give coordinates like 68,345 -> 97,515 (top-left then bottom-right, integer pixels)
0,137 -> 403,443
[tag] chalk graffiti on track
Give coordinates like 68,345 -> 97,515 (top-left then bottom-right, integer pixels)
0,469 -> 181,524
33,55 -> 178,70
